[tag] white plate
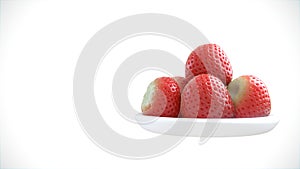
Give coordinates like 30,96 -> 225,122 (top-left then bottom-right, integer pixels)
136,114 -> 279,137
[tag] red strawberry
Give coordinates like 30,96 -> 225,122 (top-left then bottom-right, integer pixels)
180,74 -> 235,118
173,76 -> 188,92
228,75 -> 271,118
141,77 -> 181,117
185,44 -> 233,85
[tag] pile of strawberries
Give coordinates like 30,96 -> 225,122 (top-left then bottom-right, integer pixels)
141,44 -> 271,118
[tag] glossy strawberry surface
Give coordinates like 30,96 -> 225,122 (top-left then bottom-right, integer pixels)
185,44 -> 233,85
228,75 -> 271,118
181,74 -> 235,118
142,77 -> 181,117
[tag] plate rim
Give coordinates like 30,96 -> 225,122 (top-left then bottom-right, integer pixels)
136,113 -> 280,137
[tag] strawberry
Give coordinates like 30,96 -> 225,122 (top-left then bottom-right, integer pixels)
173,76 -> 188,92
185,44 -> 233,85
228,75 -> 271,118
180,74 -> 235,118
141,77 -> 181,117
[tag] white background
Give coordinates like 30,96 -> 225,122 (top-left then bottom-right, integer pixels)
1,0 -> 300,168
